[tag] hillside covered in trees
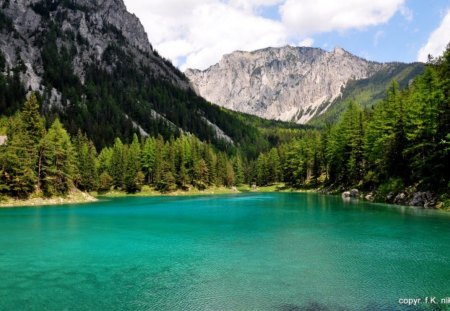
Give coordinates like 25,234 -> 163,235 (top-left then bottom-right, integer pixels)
253,46 -> 450,207
0,94 -> 247,199
1,46 -> 449,208
0,0 -> 310,160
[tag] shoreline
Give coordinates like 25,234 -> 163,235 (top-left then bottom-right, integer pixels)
1,184 -> 447,211
0,184 -> 292,208
96,185 -> 278,198
0,190 -> 97,208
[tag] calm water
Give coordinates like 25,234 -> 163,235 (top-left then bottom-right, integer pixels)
0,193 -> 449,311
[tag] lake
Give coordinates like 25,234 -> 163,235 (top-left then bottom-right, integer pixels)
0,193 -> 449,310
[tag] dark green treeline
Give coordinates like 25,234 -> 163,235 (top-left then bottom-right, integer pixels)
1,46 -> 449,200
0,94 -> 244,198
253,46 -> 450,197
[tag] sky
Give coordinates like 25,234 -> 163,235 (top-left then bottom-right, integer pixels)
124,0 -> 450,71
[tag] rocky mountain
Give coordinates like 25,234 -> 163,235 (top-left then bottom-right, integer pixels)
186,46 -> 423,124
0,0 -> 272,153
0,0 -> 187,91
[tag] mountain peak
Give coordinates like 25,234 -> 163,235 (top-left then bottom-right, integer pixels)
186,46 -> 388,123
0,0 -> 189,90
333,46 -> 347,55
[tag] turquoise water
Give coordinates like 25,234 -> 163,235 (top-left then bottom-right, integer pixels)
0,193 -> 449,311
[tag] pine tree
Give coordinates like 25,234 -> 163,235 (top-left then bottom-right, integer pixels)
124,134 -> 142,193
109,138 -> 125,189
267,148 -> 281,184
73,131 -> 98,191
141,137 -> 156,184
21,93 -> 45,144
232,154 -> 245,185
97,147 -> 113,175
224,161 -> 235,187
98,171 -> 113,193
0,116 -> 37,198
256,154 -> 268,186
40,119 -> 75,196
193,159 -> 209,190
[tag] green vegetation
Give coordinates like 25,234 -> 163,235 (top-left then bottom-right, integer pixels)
252,46 -> 450,206
0,94 -> 246,199
309,62 -> 424,127
1,44 -> 449,206
8,10 -> 297,159
0,0 -> 448,209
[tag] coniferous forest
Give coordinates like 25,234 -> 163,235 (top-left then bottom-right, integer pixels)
0,46 -> 449,207
253,47 -> 450,205
0,94 -> 243,198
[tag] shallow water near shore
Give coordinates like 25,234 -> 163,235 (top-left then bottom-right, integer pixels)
0,193 -> 449,310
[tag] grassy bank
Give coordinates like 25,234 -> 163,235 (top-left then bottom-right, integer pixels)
95,184 -> 305,198
0,184 -> 300,208
95,185 -> 240,198
0,189 -> 97,208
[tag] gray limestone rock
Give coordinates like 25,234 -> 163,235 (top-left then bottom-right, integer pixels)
186,46 -> 393,124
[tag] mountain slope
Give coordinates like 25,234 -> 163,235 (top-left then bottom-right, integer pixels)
0,0 -> 280,156
185,46 -> 423,124
308,62 -> 424,126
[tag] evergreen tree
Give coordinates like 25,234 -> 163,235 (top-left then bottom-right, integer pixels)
0,116 -> 37,198
98,171 -> 113,193
97,147 -> 113,175
193,159 -> 209,190
327,102 -> 365,186
224,161 -> 235,187
141,137 -> 156,184
109,138 -> 125,189
267,148 -> 281,184
40,119 -> 75,196
124,134 -> 142,193
73,131 -> 98,191
232,154 -> 245,185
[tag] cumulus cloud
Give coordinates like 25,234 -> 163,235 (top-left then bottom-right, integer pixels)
125,0 -> 286,70
417,10 -> 450,62
124,0 -> 406,70
279,0 -> 405,35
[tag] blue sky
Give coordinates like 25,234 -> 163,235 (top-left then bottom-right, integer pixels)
276,0 -> 449,63
125,0 -> 450,70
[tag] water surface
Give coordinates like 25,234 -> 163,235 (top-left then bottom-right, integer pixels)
0,193 -> 449,310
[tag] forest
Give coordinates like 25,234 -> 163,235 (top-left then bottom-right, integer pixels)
253,46 -> 450,203
0,46 -> 449,205
0,93 -> 245,198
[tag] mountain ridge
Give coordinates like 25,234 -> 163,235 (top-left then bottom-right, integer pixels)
0,0 -> 287,156
185,45 -> 423,124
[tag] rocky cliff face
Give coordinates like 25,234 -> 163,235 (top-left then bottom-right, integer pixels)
186,46 -> 390,123
0,0 -> 244,149
0,0 -> 188,92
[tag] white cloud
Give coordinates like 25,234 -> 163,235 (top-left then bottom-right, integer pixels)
125,0 -> 287,70
124,0 -> 406,70
417,10 -> 450,62
279,0 -> 405,35
298,38 -> 314,47
228,0 -> 283,12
